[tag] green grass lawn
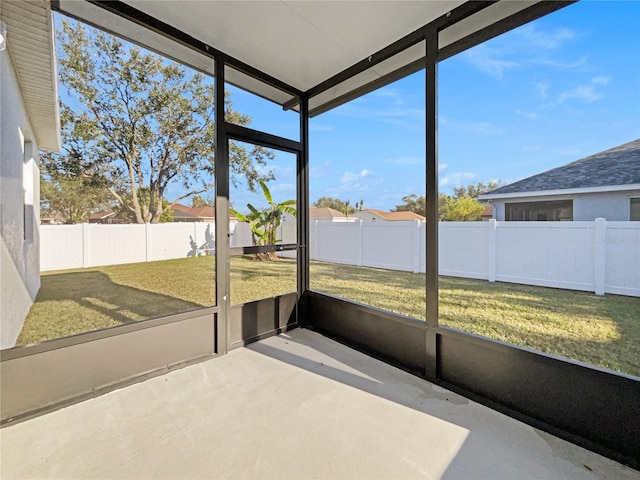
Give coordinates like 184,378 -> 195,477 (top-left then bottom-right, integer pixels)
18,256 -> 640,377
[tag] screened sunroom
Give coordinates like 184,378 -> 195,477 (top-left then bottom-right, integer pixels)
1,0 -> 638,476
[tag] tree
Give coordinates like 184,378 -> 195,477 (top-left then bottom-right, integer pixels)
393,192 -> 482,221
313,197 -> 356,215
191,195 -> 215,207
47,19 -> 273,224
442,196 -> 485,221
40,174 -> 111,224
231,181 -> 296,261
393,194 -> 425,216
452,180 -> 506,200
438,180 -> 505,221
113,189 -> 174,223
393,193 -> 453,219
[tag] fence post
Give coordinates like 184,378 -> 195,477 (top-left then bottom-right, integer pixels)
357,220 -> 363,267
82,223 -> 90,268
413,220 -> 421,273
488,219 -> 497,282
594,218 -> 606,295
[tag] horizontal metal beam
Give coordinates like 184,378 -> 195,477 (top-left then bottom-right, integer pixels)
229,244 -> 297,257
226,123 -> 302,154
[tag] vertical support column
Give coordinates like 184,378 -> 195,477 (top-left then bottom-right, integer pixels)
594,217 -> 606,295
425,27 -> 439,381
488,219 -> 497,282
214,57 -> 230,355
297,96 -> 310,325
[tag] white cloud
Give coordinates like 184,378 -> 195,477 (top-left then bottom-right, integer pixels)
516,24 -> 578,50
533,80 -> 549,99
310,161 -> 331,179
335,103 -> 425,129
462,24 -> 583,79
440,116 -> 504,135
558,85 -> 602,103
335,169 -> 383,196
340,169 -> 371,183
310,123 -> 335,132
463,45 -> 519,79
268,183 -> 296,196
373,88 -> 406,106
532,56 -> 589,71
591,76 -> 611,85
521,145 -> 543,152
516,110 -> 538,120
439,172 -> 477,189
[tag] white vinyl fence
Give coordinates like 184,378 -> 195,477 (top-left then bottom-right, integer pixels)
40,219 -> 640,297
40,222 -> 252,271
310,219 -> 639,297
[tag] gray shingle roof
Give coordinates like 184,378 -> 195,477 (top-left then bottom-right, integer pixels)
485,139 -> 640,196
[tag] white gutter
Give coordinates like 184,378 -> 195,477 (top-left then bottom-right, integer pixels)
479,183 -> 640,201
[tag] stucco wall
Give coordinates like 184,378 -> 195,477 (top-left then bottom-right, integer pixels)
574,191 -> 640,221
1,49 -> 41,349
492,191 -> 640,222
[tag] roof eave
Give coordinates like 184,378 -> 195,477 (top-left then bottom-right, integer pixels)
2,0 -> 61,152
480,183 -> 640,201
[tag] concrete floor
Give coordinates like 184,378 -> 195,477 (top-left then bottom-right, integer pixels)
1,329 -> 638,480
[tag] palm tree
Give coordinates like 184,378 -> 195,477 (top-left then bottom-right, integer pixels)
231,180 -> 296,260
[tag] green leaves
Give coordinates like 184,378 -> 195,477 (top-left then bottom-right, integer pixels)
233,180 -> 296,257
51,18 -> 274,223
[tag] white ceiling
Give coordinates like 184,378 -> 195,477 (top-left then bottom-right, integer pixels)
125,1 -> 465,92
58,1 -> 546,114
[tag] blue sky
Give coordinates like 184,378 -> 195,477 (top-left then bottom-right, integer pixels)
58,2 -> 640,213
232,1 -> 639,211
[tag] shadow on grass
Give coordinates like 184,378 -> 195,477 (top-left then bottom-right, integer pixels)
18,271 -> 205,346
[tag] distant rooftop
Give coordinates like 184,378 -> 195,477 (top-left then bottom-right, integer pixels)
87,210 -> 116,220
482,139 -> 640,198
358,209 -> 425,221
309,207 -> 347,219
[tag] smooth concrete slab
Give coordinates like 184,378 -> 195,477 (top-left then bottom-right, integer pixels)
1,328 -> 637,479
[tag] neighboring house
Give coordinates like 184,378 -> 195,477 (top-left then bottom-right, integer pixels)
480,139 -> 640,221
480,205 -> 493,221
87,210 -> 117,224
282,206 -> 355,223
172,204 -> 215,222
354,209 -> 425,222
310,206 -> 351,221
1,1 -> 60,349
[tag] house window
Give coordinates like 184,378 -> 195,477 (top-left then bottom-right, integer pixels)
631,198 -> 640,221
505,200 -> 573,221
